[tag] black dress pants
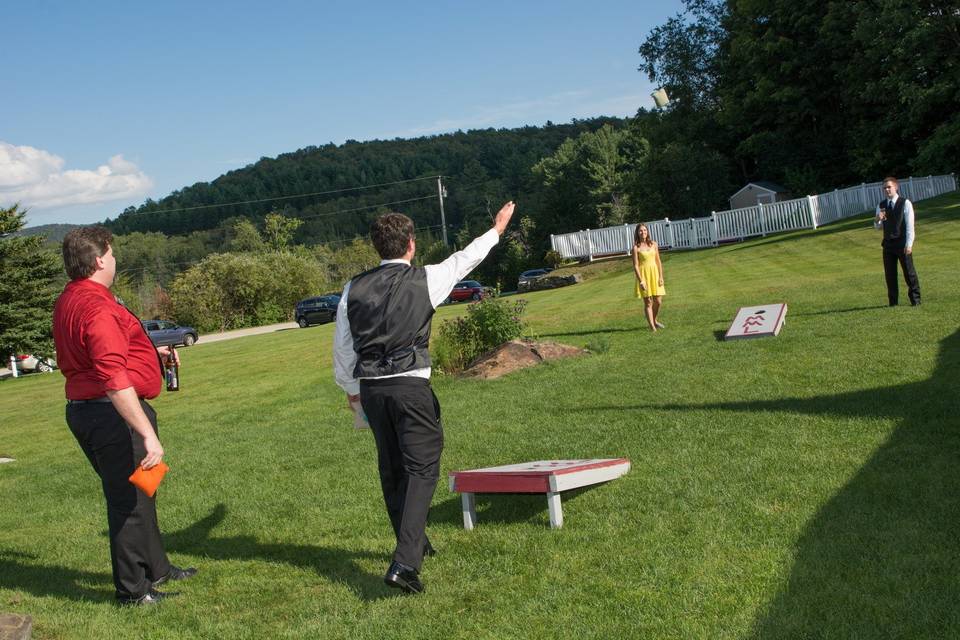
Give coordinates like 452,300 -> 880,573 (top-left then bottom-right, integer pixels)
882,249 -> 921,306
360,377 -> 442,571
66,400 -> 171,600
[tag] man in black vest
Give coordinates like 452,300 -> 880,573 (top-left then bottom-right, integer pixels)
333,201 -> 515,594
874,176 -> 921,306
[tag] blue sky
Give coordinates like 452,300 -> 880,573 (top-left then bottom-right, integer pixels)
2,0 -> 682,226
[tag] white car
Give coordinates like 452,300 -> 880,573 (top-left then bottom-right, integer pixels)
13,354 -> 57,373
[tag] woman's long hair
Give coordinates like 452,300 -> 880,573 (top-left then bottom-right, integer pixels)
634,223 -> 654,248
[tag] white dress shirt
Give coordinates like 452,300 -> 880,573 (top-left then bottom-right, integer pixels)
333,229 -> 500,395
874,194 -> 915,249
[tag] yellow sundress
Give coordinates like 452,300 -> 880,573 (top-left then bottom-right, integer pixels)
634,246 -> 665,298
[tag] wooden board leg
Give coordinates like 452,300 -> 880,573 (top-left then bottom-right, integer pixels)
461,492 -> 476,530
547,491 -> 563,528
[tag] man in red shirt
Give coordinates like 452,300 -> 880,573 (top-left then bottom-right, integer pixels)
53,226 -> 196,606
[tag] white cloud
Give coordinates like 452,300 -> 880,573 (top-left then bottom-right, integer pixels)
0,142 -> 153,210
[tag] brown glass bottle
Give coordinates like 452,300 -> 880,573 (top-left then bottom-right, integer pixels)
165,347 -> 180,392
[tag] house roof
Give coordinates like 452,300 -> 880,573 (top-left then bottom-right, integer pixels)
729,181 -> 789,199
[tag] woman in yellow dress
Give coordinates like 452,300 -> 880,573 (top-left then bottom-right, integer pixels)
632,223 -> 666,331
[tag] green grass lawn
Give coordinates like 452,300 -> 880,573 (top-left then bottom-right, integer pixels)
2,193 -> 958,639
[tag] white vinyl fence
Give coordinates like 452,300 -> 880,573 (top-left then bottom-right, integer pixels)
550,174 -> 957,260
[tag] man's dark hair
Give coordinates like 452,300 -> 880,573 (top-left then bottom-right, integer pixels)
62,226 -> 113,280
370,213 -> 414,259
883,176 -> 899,186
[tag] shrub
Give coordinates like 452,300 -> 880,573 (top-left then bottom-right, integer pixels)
544,250 -> 564,270
432,297 -> 527,373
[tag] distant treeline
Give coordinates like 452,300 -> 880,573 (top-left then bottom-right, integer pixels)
106,119 -> 631,250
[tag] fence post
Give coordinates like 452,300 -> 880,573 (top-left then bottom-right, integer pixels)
586,229 -> 593,262
758,202 -> 766,237
666,218 -> 674,248
550,234 -> 555,253
807,195 -> 818,229
624,223 -> 631,256
710,211 -> 719,246
860,183 -> 868,211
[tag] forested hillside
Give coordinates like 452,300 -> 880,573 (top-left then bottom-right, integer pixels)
106,118 -> 630,251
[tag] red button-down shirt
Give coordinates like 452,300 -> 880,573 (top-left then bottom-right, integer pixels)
53,278 -> 163,400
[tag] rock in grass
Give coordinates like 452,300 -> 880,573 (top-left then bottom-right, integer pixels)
463,339 -> 585,380
0,613 -> 33,640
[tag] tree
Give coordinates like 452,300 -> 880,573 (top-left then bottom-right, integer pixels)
638,0 -> 727,115
0,204 -> 63,360
167,251 -> 326,332
229,219 -> 267,253
263,213 -> 303,253
629,141 -> 735,218
533,124 -> 644,229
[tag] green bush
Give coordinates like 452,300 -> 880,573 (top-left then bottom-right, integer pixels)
544,250 -> 564,270
432,297 -> 527,373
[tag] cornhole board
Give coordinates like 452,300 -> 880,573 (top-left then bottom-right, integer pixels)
448,458 -> 631,529
724,303 -> 787,340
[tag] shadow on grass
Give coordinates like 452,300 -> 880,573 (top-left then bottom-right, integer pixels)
0,551 -> 113,603
741,329 -> 960,638
791,305 -> 889,317
163,504 -> 392,601
566,329 -> 960,638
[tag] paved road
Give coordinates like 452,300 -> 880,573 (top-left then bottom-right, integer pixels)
196,321 -> 299,344
1,321 -> 301,379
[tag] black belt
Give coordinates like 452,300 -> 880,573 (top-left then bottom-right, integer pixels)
67,397 -> 112,404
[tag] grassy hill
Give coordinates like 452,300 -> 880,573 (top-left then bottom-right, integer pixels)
1,192 -> 957,639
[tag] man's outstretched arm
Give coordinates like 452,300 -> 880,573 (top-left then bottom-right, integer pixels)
424,201 -> 516,307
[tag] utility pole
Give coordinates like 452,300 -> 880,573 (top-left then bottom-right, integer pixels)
437,176 -> 448,246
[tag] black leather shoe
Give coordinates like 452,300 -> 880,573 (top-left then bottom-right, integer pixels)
153,565 -> 198,587
118,588 -> 179,606
384,561 -> 424,594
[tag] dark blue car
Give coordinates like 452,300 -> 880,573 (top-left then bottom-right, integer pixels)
141,320 -> 199,347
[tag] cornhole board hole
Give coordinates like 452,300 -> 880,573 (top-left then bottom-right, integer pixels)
448,458 -> 631,529
725,303 -> 787,340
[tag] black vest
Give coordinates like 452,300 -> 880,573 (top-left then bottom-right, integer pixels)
880,196 -> 908,250
347,263 -> 433,378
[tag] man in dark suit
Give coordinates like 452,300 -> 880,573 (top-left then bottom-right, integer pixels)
333,202 -> 515,593
874,176 -> 921,306
53,226 -> 197,605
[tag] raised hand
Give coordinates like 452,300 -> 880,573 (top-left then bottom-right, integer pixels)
493,201 -> 516,235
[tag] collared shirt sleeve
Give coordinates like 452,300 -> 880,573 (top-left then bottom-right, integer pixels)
332,281 -> 360,396
423,229 -> 500,308
904,199 -> 915,248
83,307 -> 134,391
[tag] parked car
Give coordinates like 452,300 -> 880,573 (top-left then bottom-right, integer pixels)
295,294 -> 340,328
13,354 -> 57,374
141,320 -> 199,347
517,267 -> 554,288
447,280 -> 493,303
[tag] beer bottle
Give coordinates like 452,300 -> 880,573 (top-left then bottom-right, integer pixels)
165,347 -> 180,392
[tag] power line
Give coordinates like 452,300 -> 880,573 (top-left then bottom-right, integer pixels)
116,175 -> 441,217
293,195 -> 438,222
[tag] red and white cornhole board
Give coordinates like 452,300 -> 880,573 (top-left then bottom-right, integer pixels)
724,303 -> 787,340
448,458 -> 631,529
